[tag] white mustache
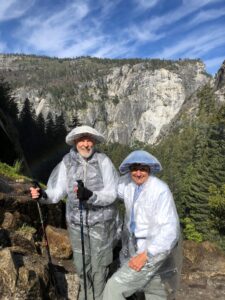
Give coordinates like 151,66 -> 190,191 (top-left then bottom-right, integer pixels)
80,146 -> 92,151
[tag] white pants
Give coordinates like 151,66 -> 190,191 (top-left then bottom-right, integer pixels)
103,262 -> 167,300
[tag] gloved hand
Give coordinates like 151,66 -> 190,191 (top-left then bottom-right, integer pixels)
77,180 -> 93,201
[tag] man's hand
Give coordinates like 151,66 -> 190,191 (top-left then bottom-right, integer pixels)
128,251 -> 148,272
30,181 -> 47,200
76,180 -> 93,201
30,187 -> 41,199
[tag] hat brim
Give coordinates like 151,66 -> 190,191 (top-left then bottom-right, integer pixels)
119,150 -> 162,174
66,133 -> 104,145
119,162 -> 162,174
65,126 -> 105,145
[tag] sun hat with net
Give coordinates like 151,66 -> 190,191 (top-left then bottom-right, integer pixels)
119,150 -> 162,174
65,125 -> 105,145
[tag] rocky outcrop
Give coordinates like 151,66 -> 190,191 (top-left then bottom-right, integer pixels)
214,60 -> 225,90
214,60 -> 225,104
157,59 -> 225,141
0,176 -> 78,299
0,247 -> 51,299
0,244 -> 79,300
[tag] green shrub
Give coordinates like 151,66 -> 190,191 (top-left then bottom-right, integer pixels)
13,160 -> 23,174
182,217 -> 203,242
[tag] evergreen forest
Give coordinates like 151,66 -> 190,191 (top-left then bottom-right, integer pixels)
0,75 -> 225,251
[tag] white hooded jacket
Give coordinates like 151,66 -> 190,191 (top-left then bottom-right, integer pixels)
118,173 -> 180,257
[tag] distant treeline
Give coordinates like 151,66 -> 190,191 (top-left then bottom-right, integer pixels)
1,52 -> 203,64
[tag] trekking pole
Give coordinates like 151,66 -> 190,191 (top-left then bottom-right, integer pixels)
77,180 -> 88,300
32,181 -> 61,297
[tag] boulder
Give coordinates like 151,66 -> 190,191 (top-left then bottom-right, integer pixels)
1,211 -> 22,229
46,225 -> 72,259
0,248 -> 49,299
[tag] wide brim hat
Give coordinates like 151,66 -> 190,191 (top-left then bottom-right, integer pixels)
119,150 -> 162,174
65,125 -> 105,145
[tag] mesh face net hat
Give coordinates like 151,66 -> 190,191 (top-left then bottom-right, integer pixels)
119,150 -> 162,174
65,125 -> 105,145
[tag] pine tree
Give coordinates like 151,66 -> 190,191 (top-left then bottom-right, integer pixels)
45,112 -> 55,149
208,184 -> 225,234
0,77 -> 18,119
180,92 -> 225,240
68,113 -> 82,129
35,112 -> 47,158
19,98 -> 37,157
0,78 -> 21,164
54,113 -> 67,145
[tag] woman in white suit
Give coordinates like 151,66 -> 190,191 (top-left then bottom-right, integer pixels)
103,150 -> 181,300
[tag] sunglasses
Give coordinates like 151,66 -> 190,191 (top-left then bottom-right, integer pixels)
129,165 -> 150,172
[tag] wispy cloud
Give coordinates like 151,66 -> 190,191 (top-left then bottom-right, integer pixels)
97,0 -> 122,18
0,41 -> 7,52
128,0 -> 224,43
133,0 -> 159,10
0,0 -> 35,22
156,26 -> 225,59
185,31 -> 225,58
57,36 -> 104,58
205,56 -> 224,71
187,8 -> 225,26
17,1 -> 90,55
14,0 -> 131,58
128,28 -> 164,43
92,38 -> 134,58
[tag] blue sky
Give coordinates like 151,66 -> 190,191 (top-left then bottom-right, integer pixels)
0,0 -> 224,75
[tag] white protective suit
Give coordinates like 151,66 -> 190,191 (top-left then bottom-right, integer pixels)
118,173 -> 179,258
103,173 -> 181,300
41,148 -> 119,300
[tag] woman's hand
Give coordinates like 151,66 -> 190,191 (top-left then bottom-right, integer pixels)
128,251 -> 148,271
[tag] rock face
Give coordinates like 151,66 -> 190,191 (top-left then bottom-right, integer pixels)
214,60 -> 225,90
214,60 -> 225,103
100,62 -> 209,144
0,55 -> 211,145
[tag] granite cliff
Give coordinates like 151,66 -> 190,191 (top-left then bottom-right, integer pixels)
0,54 -> 211,145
